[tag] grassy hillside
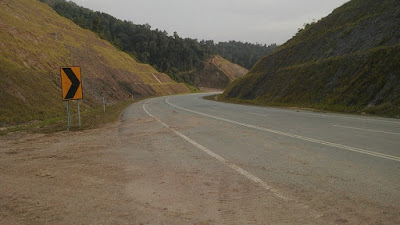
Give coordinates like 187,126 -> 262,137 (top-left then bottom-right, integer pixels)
223,0 -> 400,117
186,55 -> 248,90
40,0 -> 272,85
0,0 -> 189,125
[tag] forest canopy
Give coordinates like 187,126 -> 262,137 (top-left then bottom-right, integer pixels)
40,0 -> 277,82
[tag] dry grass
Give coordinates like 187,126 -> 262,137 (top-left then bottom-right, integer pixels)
0,0 -> 189,126
0,99 -> 137,136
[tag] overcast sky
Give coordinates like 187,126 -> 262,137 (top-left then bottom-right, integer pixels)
71,0 -> 349,45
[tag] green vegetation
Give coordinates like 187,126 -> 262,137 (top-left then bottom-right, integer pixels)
39,0 -> 276,83
214,41 -> 277,69
0,99 -> 136,136
223,0 -> 400,117
183,84 -> 202,93
0,0 -> 189,127
0,57 -> 65,125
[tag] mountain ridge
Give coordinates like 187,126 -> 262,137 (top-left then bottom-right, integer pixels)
223,0 -> 400,116
39,0 -> 273,85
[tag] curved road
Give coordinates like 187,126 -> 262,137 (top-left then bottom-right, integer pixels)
120,93 -> 400,224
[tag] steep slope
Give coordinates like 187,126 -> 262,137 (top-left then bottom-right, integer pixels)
0,0 -> 189,125
223,0 -> 400,116
40,0 -> 268,86
190,55 -> 248,90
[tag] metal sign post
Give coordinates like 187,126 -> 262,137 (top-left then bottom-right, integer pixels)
61,66 -> 83,130
77,100 -> 81,129
66,100 -> 71,130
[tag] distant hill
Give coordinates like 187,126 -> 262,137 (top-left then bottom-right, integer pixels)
0,0 -> 189,125
190,55 -> 248,90
214,41 -> 277,70
223,0 -> 400,117
39,0 -> 273,85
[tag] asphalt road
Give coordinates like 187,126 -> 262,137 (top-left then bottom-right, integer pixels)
120,93 -> 400,224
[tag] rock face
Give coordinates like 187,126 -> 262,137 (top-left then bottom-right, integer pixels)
223,0 -> 400,116
0,0 -> 189,124
192,55 -> 248,90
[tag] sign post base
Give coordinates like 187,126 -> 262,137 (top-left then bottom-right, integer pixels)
66,100 -> 71,130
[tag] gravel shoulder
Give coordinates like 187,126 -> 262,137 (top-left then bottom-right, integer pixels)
1,97 -> 399,224
0,100 -> 318,225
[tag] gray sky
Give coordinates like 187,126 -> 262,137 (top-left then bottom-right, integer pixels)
71,0 -> 349,45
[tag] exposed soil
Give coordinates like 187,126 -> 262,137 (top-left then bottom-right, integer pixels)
3,98 -> 397,224
192,56 -> 248,90
0,124 -> 134,224
0,105 -> 323,225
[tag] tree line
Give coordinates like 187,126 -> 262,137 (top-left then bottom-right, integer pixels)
40,0 -> 277,83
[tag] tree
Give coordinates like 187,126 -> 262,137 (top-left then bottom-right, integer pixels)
43,0 -> 277,82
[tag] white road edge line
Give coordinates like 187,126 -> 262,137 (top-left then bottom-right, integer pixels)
166,98 -> 400,162
306,113 -> 400,125
142,100 -> 289,201
334,125 -> 400,135
256,107 -> 400,125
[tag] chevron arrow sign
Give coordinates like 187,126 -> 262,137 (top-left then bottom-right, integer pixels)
61,67 -> 83,100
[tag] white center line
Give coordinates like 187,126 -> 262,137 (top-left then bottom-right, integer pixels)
240,104 -> 400,125
142,100 -> 289,200
166,97 -> 400,162
303,113 -> 400,125
271,109 -> 400,125
333,125 -> 400,135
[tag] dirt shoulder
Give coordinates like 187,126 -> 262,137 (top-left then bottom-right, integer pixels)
0,122 -> 136,224
0,99 -> 327,224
